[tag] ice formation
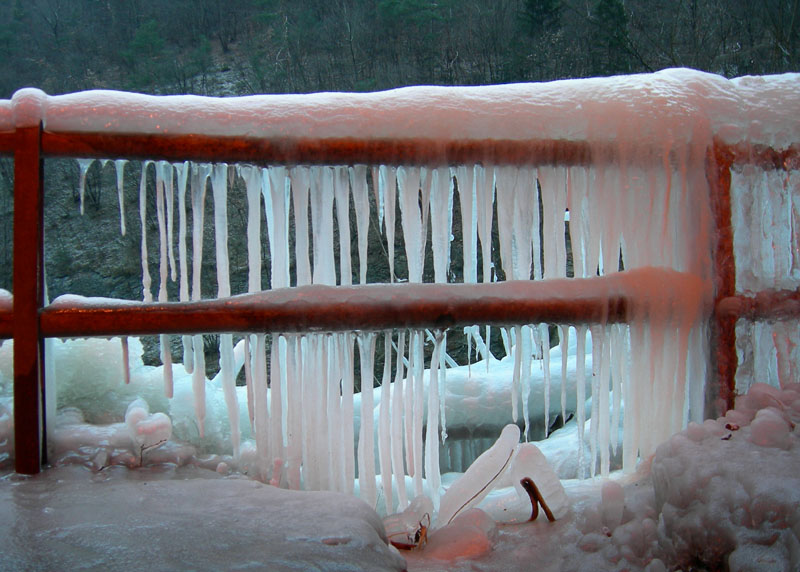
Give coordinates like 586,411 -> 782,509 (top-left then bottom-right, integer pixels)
45,144 -> 714,499
0,70 -> 799,569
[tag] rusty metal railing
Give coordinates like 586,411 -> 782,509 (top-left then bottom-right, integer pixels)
1,99 -> 797,475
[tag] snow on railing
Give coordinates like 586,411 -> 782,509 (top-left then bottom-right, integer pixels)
0,70 -> 798,514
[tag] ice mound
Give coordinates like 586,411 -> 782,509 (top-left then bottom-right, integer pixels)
125,398 -> 172,452
0,464 -> 407,572
652,382 -> 800,571
424,508 -> 497,561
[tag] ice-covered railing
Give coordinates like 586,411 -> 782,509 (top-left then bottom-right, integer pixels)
1,71 -> 798,504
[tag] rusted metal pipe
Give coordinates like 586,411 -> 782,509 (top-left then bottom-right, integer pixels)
41,132 -> 602,168
717,290 -> 800,321
41,277 -> 633,337
13,124 -> 46,475
707,143 -> 737,418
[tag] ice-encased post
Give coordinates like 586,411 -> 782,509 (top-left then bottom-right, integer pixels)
707,143 -> 737,417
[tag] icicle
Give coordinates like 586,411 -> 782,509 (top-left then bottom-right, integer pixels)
334,166 -> 353,286
559,325 -> 569,425
456,165 -> 479,366
609,325 -> 625,455
174,161 -> 193,374
271,335 -> 285,478
540,324 -> 551,441
476,165 -> 494,283
456,165 -> 478,283
398,167 -> 424,283
439,332 -> 448,443
159,334 -> 173,399
155,161 -> 173,398
138,162 -> 153,303
476,166 -> 495,371
252,333 -> 269,481
430,167 -> 453,283
391,331 -> 408,510
539,166 -> 568,280
243,335 -> 254,431
211,163 -> 240,458
192,333 -> 206,438
511,326 -> 522,423
575,325 -> 587,479
520,326 -> 532,441
310,167 -> 336,285
76,158 -> 94,216
190,163 -> 210,302
598,326 -> 612,477
351,165 -> 370,284
403,330 -> 415,487
241,165 -> 262,293
114,159 -> 127,235
378,332 -> 393,513
164,161 -> 176,282
326,335 -> 343,492
379,165 -> 397,282
357,332 -> 377,507
300,338 -> 318,490
425,330 -> 444,510
495,167 -> 516,280
309,335 -> 327,490
189,162 -> 210,438
242,165 -> 268,460
628,320 -> 650,470
267,167 -> 290,289
568,167 -> 589,279
121,336 -> 130,385
371,165 -> 384,230
285,336 -> 303,490
290,167 -> 312,286
411,330 -> 425,497
341,333 -> 356,494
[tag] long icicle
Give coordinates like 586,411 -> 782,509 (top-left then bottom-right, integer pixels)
114,159 -> 127,235
391,331 -> 408,510
155,161 -> 173,398
357,332 -> 377,508
190,162 -> 210,438
175,161 -> 193,374
211,163 -> 240,458
378,331 -> 393,514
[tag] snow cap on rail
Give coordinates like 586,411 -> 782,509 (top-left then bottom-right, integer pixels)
10,88 -> 47,129
2,69 -> 794,151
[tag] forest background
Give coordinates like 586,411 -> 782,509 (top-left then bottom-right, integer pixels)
0,0 -> 797,372
1,0 -> 797,98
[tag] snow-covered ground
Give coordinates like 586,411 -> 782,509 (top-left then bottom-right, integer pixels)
1,337 -> 798,571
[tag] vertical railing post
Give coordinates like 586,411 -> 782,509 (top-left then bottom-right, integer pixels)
707,142 -> 737,418
13,122 -> 46,474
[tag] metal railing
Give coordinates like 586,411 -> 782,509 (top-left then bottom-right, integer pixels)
1,92 -> 798,475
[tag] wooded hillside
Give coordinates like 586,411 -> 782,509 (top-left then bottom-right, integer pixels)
1,0 -> 797,98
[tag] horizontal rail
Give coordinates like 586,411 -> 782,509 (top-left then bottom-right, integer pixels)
41,132 -> 600,167
39,268 -> 703,337
720,141 -> 800,171
717,289 -> 800,321
1,130 -> 797,171
42,280 -> 626,336
27,132 -> 799,170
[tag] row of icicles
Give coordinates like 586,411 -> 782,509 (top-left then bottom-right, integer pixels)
71,156 -> 707,512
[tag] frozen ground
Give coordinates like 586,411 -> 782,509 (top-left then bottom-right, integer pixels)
1,380 -> 799,571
